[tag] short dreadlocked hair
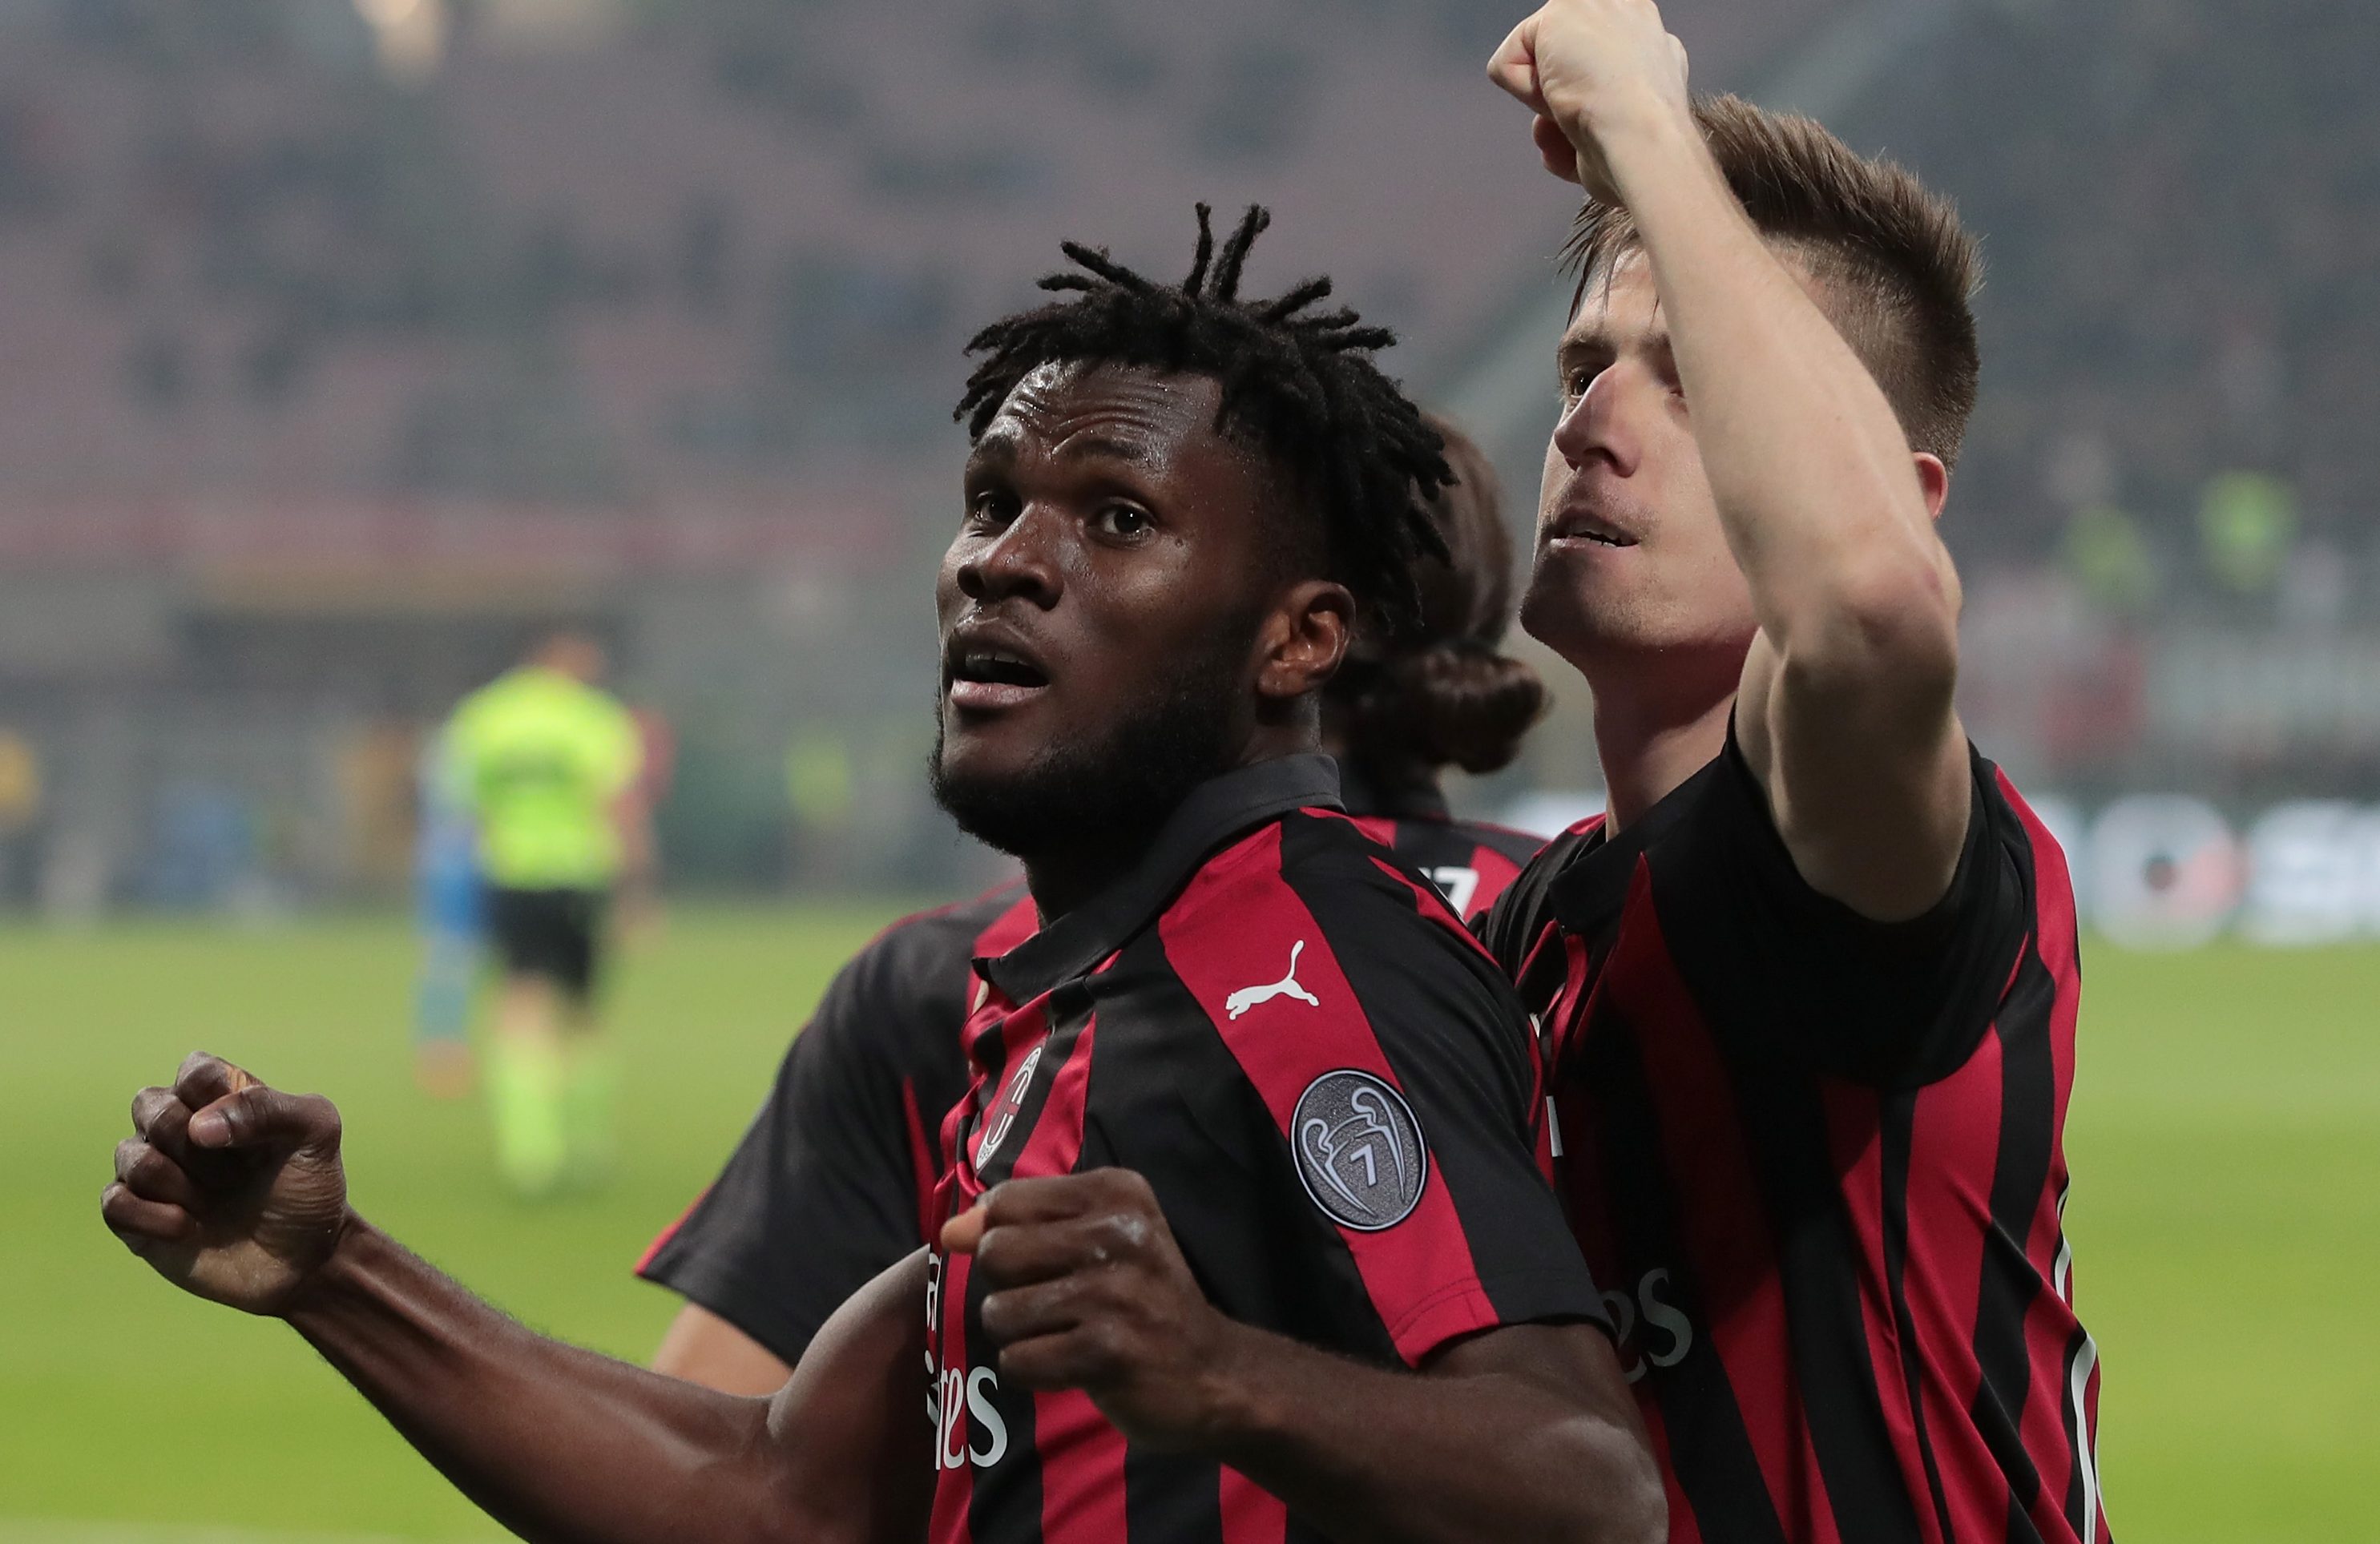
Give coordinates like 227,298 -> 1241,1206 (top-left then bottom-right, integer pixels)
955,204 -> 1452,631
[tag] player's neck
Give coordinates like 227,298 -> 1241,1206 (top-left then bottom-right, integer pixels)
1022,843 -> 1136,927
1589,675 -> 1735,834
1019,730 -> 1315,923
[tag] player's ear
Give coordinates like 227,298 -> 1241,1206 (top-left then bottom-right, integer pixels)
1914,451 -> 1950,522
1254,579 -> 1353,703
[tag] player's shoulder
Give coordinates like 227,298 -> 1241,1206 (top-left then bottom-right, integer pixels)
1473,815 -> 1606,967
1160,808 -> 1451,939
1958,748 -> 2073,951
447,675 -> 508,728
1156,809 -> 1523,1044
804,878 -> 1023,1054
849,878 -> 1027,986
1264,808 -> 1516,986
1445,816 -> 1550,867
1270,806 -> 1453,902
1973,751 -> 2057,870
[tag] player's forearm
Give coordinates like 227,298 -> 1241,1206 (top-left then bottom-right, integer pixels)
286,1215 -> 790,1544
1595,105 -> 1959,675
1197,1324 -> 1664,1544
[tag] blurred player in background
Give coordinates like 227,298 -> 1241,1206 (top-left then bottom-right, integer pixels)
639,415 -> 1555,1393
446,630 -> 650,1196
408,720 -> 482,1099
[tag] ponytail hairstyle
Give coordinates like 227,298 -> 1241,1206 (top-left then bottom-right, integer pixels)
1333,416 -> 1547,776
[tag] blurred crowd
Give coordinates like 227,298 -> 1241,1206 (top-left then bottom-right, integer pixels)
0,0 -> 2372,908
1846,0 -> 2379,623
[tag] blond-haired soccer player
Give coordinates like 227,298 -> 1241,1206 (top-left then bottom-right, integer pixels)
1477,4 -> 2106,1540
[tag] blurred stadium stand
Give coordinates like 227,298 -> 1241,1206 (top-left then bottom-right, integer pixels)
0,0 -> 2371,908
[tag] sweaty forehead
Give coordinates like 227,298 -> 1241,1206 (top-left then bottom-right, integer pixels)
980,361 -> 1229,465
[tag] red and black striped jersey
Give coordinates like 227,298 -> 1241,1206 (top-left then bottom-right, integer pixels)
637,882 -> 1036,1361
639,777 -> 1544,1369
1335,773 -> 1546,925
1476,724 -> 2107,1544
930,755 -> 1601,1544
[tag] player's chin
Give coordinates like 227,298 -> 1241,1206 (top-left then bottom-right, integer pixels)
1519,558 -> 1608,645
934,706 -> 1051,787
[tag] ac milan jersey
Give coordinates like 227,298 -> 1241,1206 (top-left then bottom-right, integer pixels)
1337,773 -> 1544,924
637,882 -> 1036,1363
1476,724 -> 2106,1544
639,777 -> 1544,1369
930,755 -> 1601,1544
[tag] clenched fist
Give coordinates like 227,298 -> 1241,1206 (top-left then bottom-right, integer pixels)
1487,0 -> 1693,204
942,1170 -> 1244,1453
102,1051 -> 351,1316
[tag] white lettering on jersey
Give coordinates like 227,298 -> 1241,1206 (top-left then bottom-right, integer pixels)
966,1367 -> 1008,1468
926,1252 -> 1010,1473
1603,1268 -> 1695,1383
1427,865 -> 1480,916
932,1364 -> 1009,1469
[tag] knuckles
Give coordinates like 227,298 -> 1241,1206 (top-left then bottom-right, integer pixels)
304,1095 -> 344,1145
129,1086 -> 178,1139
114,1139 -> 181,1195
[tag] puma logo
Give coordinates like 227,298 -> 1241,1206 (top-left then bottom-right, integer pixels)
1226,940 -> 1322,1020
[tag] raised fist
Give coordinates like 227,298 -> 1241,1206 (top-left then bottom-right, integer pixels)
102,1051 -> 351,1316
1487,0 -> 1692,200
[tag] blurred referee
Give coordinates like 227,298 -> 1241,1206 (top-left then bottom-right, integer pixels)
446,629 -> 650,1196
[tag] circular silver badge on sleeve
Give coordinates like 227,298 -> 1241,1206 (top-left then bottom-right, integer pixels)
1291,1070 -> 1429,1232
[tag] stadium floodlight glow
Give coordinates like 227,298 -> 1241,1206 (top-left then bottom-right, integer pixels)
353,0 -> 424,26
352,0 -> 445,80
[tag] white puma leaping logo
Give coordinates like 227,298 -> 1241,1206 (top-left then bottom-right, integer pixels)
1226,940 -> 1321,1020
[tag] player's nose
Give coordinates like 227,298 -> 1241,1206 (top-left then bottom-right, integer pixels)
1551,368 -> 1644,480
955,503 -> 1064,610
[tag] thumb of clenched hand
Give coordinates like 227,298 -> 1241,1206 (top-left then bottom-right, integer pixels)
188,1082 -> 337,1155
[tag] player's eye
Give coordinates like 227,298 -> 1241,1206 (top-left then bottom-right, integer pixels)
965,488 -> 1018,530
1561,367 -> 1600,404
1093,502 -> 1152,539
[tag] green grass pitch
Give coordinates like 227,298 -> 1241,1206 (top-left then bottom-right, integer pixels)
1,907 -> 2373,1541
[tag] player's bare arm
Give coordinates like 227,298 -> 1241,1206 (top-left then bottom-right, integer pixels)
947,1173 -> 1664,1544
1491,0 -> 1972,921
103,1051 -> 926,1544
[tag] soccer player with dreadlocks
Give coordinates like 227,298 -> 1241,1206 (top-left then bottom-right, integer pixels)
103,208 -> 1664,1544
637,410 -> 1550,1400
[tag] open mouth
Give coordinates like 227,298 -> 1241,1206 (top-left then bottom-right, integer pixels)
1547,511 -> 1640,550
953,647 -> 1048,689
945,638 -> 1051,712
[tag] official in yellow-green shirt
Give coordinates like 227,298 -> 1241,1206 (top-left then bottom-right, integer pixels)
444,631 -> 647,1195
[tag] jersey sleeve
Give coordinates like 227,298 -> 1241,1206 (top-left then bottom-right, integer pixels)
1652,720 -> 2035,1087
1160,822 -> 1609,1368
636,925 -> 960,1366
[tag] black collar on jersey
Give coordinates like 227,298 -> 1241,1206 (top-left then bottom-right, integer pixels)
1333,759 -> 1451,824
978,752 -> 1344,1005
1543,735 -> 1731,941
